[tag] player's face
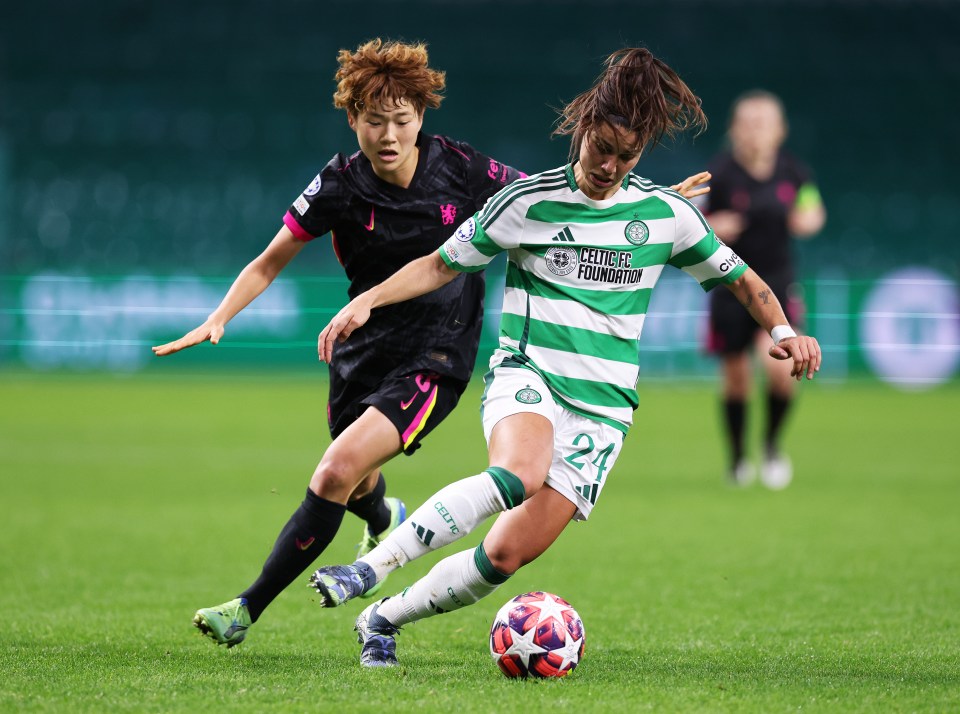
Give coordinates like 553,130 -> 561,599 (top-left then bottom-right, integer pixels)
574,123 -> 642,200
729,97 -> 786,158
348,99 -> 423,187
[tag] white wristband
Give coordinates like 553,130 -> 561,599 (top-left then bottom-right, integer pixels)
771,325 -> 797,344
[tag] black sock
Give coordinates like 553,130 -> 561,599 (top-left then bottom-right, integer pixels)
239,489 -> 346,622
723,398 -> 747,466
346,473 -> 391,535
766,392 -> 792,456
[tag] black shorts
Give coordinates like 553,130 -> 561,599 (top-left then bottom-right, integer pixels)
707,275 -> 805,355
327,369 -> 468,455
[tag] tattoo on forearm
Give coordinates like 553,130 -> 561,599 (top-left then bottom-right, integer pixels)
758,289 -> 771,305
739,293 -> 753,309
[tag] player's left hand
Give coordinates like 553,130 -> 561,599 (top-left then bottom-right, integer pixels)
671,171 -> 711,199
769,335 -> 822,380
317,297 -> 373,363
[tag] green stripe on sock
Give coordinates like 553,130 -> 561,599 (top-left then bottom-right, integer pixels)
485,467 -> 525,509
473,543 -> 511,585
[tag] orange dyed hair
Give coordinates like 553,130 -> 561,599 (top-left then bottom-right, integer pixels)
333,38 -> 445,116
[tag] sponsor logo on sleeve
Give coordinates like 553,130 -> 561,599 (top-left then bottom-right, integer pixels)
454,217 -> 477,242
293,195 -> 310,216
718,252 -> 745,272
303,174 -> 322,196
444,243 -> 462,262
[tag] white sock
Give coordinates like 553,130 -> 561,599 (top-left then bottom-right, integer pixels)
377,544 -> 510,627
358,471 -> 522,583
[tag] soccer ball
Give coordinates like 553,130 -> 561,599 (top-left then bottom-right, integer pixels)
489,591 -> 585,678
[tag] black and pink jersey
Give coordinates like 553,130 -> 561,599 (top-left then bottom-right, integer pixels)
284,132 -> 524,385
705,149 -> 814,280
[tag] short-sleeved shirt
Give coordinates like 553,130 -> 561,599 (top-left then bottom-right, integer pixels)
284,132 -> 524,385
440,164 -> 748,433
705,149 -> 814,280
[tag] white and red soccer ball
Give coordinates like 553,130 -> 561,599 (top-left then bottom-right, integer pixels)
489,591 -> 585,678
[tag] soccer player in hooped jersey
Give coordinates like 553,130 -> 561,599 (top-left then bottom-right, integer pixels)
311,47 -> 822,668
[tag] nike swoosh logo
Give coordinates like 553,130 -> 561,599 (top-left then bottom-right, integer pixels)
400,395 -> 417,410
364,206 -> 375,231
295,536 -> 315,551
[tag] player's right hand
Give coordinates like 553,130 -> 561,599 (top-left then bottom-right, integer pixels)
318,298 -> 372,363
152,321 -> 225,356
768,334 -> 821,381
671,171 -> 711,199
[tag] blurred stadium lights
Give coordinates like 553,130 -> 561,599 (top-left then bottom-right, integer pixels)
1,0 -> 957,385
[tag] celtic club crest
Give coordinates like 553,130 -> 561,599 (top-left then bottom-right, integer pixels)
624,220 -> 649,246
515,386 -> 542,404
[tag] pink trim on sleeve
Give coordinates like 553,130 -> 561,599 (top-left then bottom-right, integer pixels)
437,137 -> 471,161
283,211 -> 314,242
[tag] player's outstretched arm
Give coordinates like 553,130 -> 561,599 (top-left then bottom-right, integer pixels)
318,251 -> 459,363
152,226 -> 304,356
670,171 -> 711,199
724,268 -> 822,381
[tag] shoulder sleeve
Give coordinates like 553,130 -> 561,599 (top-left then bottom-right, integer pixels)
440,176 -> 528,273
282,156 -> 347,242
438,136 -> 526,204
665,193 -> 748,292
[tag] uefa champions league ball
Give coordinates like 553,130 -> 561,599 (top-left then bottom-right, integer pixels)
489,591 -> 585,678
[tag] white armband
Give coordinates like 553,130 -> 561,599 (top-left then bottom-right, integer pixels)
771,325 -> 797,344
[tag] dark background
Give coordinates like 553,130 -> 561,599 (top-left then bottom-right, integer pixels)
4,0 -> 958,279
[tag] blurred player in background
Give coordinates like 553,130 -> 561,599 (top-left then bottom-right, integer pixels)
151,38 -> 708,648
705,90 -> 825,489
309,48 -> 821,668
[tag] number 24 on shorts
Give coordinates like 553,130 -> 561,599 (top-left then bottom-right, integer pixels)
564,433 -> 617,505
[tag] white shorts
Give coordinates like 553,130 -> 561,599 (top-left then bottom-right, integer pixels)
480,366 -> 625,520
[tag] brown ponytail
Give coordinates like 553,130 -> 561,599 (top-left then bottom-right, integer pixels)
553,48 -> 707,160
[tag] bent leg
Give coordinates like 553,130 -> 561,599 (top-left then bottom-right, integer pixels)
310,407 -> 401,502
358,412 -> 553,583
376,485 -> 576,627
483,485 -> 578,573
239,408 -> 401,620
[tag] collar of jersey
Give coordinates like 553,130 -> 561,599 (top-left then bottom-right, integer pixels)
565,163 -> 632,200
565,163 -> 631,194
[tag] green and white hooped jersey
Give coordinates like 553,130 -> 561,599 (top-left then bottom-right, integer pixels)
440,164 -> 749,433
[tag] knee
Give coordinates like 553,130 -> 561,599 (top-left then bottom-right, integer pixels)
484,542 -> 523,576
519,474 -> 545,500
309,457 -> 361,499
490,463 -> 549,501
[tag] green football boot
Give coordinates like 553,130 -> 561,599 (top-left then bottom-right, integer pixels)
192,597 -> 251,648
355,497 -> 406,598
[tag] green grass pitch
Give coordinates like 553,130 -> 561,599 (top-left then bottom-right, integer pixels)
1,370 -> 958,712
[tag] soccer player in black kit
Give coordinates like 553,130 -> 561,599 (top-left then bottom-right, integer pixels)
153,38 -> 709,647
705,90 -> 826,489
